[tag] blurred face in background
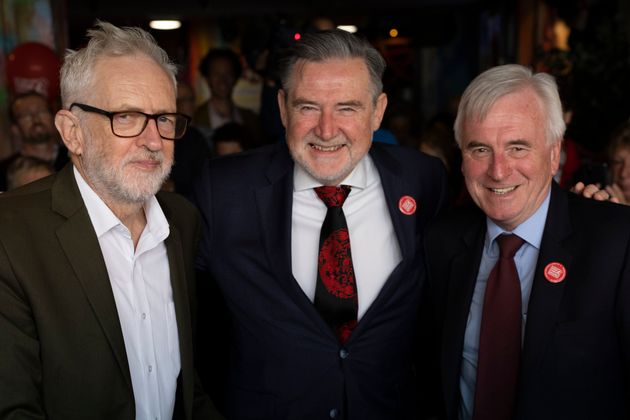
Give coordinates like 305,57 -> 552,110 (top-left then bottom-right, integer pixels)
206,57 -> 237,101
610,145 -> 630,201
12,94 -> 57,144
176,81 -> 196,118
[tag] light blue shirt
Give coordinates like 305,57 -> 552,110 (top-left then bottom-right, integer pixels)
459,191 -> 551,420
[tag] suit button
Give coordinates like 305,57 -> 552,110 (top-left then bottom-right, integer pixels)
329,408 -> 339,418
339,349 -> 349,359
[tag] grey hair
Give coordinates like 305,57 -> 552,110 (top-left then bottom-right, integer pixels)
453,64 -> 566,146
60,20 -> 177,109
278,29 -> 386,102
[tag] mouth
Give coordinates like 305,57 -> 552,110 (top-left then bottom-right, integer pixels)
131,159 -> 163,171
488,186 -> 518,195
310,144 -> 345,153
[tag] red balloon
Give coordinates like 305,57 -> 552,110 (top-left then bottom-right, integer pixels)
6,42 -> 61,100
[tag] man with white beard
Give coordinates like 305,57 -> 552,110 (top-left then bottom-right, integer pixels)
0,21 -> 220,420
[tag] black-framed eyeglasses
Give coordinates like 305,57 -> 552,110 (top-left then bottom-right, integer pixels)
70,103 -> 191,140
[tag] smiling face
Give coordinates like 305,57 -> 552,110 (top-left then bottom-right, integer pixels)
278,58 -> 387,186
461,88 -> 561,231
74,54 -> 175,205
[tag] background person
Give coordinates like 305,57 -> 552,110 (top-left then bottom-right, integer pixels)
194,48 -> 262,147
606,120 -> 630,204
0,91 -> 68,190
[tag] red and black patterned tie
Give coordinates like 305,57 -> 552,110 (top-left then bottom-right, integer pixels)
473,233 -> 525,420
314,185 -> 358,344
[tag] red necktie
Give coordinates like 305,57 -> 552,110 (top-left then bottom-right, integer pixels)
314,186 -> 358,344
473,234 -> 525,420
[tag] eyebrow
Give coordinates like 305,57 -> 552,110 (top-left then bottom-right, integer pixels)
291,98 -> 317,107
291,98 -> 365,109
112,104 -> 175,114
465,139 -> 531,149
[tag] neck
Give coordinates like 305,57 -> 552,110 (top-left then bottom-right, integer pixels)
112,202 -> 147,249
74,159 -> 147,249
210,97 -> 233,117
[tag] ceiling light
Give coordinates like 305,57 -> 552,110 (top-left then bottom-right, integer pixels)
337,25 -> 357,33
149,20 -> 181,30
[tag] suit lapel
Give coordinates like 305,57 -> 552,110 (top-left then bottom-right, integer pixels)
441,214 -> 486,417
162,221 -> 194,418
254,144 -> 334,335
521,184 -> 572,381
52,165 -> 132,390
369,145 -> 414,260
341,146 -> 417,339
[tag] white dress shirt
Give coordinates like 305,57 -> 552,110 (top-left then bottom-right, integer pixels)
291,155 -> 402,320
74,167 -> 181,420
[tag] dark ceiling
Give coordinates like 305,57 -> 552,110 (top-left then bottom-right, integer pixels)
63,0 -> 482,51
65,0 -> 478,21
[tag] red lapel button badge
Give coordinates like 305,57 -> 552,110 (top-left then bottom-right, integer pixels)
398,195 -> 417,215
544,262 -> 566,283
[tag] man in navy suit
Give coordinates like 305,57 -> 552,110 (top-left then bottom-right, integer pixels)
194,29 -> 447,419
425,64 -> 630,419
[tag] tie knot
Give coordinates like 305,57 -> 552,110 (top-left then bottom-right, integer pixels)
497,234 -> 524,259
315,185 -> 351,208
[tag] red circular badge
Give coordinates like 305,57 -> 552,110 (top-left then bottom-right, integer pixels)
544,262 -> 566,283
398,195 -> 417,215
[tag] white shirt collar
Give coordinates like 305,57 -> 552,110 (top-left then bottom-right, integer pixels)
486,187 -> 551,250
293,152 -> 377,192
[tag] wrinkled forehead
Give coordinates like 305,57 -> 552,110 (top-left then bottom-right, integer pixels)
90,54 -> 176,103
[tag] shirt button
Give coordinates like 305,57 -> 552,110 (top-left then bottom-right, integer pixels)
141,313 -> 146,320
148,365 -> 153,373
339,349 -> 349,359
329,408 -> 339,418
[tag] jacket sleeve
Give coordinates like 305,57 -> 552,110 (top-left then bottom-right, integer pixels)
0,241 -> 45,419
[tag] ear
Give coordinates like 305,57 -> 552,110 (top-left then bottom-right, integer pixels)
550,138 -> 562,176
371,93 -> 388,132
55,110 -> 85,156
277,89 -> 288,128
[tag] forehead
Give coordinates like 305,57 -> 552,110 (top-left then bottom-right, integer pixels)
91,54 -> 175,108
614,145 -> 630,156
13,95 -> 49,112
464,89 -> 544,137
288,58 -> 370,95
209,57 -> 235,73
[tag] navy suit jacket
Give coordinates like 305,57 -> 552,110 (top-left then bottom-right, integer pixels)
194,142 -> 447,419
424,183 -> 630,419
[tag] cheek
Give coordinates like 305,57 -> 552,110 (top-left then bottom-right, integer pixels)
461,157 -> 484,180
287,115 -> 316,136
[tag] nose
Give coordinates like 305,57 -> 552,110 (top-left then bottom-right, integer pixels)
137,118 -> 164,152
314,109 -> 337,140
487,152 -> 511,181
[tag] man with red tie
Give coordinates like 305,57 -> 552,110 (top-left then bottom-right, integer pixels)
194,29 -> 447,419
424,64 -> 630,419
